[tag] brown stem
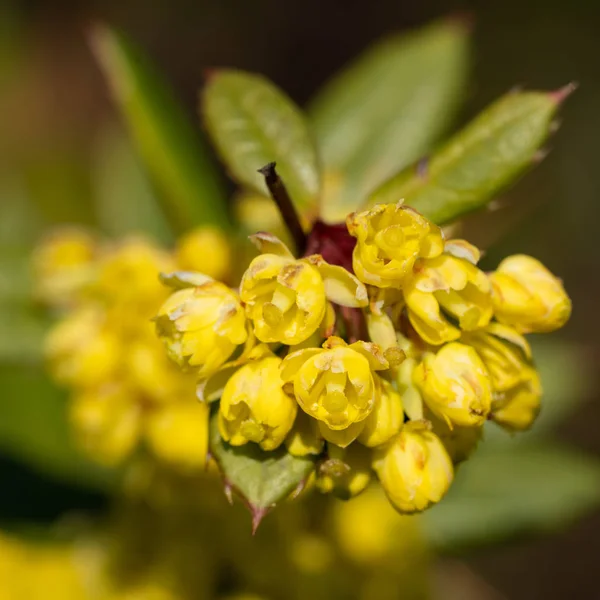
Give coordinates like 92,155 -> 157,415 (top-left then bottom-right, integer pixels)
258,162 -> 307,254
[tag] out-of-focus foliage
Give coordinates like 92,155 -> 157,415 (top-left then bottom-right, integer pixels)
90,24 -> 230,234
309,20 -> 470,220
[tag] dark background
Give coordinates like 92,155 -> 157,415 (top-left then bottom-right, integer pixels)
2,1 -> 600,597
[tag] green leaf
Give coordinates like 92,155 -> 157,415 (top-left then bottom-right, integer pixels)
369,89 -> 569,224
422,443 -> 600,551
93,126 -> 173,244
202,70 -> 321,220
209,411 -> 316,529
309,20 -> 470,219
89,23 -> 230,233
0,365 -> 118,492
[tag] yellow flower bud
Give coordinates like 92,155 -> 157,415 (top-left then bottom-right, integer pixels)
318,420 -> 365,448
93,238 -> 173,313
373,422 -> 453,513
70,384 -> 141,465
404,250 -> 493,345
32,227 -> 95,307
145,401 -> 209,469
427,410 -> 482,464
285,411 -> 324,457
175,226 -> 232,282
219,356 -> 297,450
316,443 -> 372,499
489,254 -> 571,333
491,366 -> 542,431
155,281 -> 247,377
462,323 -> 531,392
358,376 -> 404,448
281,337 -> 388,430
240,253 -> 326,345
413,342 -> 492,427
126,336 -> 195,405
45,308 -> 121,388
347,203 -> 444,288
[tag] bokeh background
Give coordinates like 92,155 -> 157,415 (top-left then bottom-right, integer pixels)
1,0 -> 599,598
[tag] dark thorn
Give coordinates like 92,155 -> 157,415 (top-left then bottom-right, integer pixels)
258,162 -> 307,254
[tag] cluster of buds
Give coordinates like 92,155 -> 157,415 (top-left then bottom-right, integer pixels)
155,165 -> 571,514
35,226 -> 232,469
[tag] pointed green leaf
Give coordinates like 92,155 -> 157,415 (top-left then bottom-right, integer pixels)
370,89 -> 569,224
209,411 -> 316,521
310,20 -> 470,219
89,24 -> 230,233
422,443 -> 600,551
202,70 -> 321,220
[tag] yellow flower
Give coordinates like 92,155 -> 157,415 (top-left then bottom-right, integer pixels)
281,337 -> 389,430
126,335 -> 195,405
32,227 -> 95,307
240,253 -> 326,344
155,280 -> 247,377
489,254 -> 571,333
145,401 -> 209,469
404,249 -> 493,345
175,226 -> 232,282
70,384 -> 141,465
347,203 -> 444,288
285,411 -> 324,457
358,376 -> 404,448
316,443 -> 372,499
413,342 -> 492,427
93,238 -> 173,313
318,420 -> 365,448
373,421 -> 453,513
45,307 -> 121,389
462,323 -> 532,392
219,356 -> 297,450
491,365 -> 542,431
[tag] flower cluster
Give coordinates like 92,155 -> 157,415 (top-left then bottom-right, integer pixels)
156,201 -> 571,514
35,226 -> 232,469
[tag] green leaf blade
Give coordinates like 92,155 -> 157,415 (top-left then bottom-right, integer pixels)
202,70 -> 321,220
370,90 -> 565,224
309,20 -> 470,218
209,411 -> 316,525
90,24 -> 230,233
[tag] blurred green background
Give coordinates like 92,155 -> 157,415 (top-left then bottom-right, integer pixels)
1,0 -> 600,598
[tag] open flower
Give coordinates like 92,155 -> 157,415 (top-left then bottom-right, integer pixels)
489,254 -> 571,333
240,234 -> 368,345
155,278 -> 248,377
347,203 -> 444,288
404,247 -> 493,345
413,342 -> 492,427
219,355 -> 297,450
281,337 -> 389,430
373,421 -> 453,513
